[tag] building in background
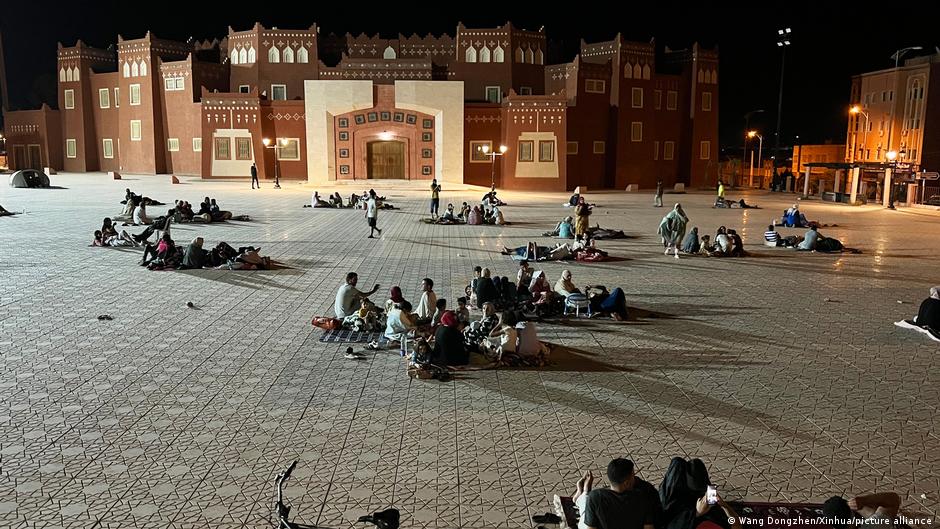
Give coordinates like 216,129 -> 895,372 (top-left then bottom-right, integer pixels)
3,22 -> 718,191
792,142 -> 845,175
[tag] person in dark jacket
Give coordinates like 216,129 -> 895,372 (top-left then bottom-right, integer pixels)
181,237 -> 207,269
474,268 -> 499,309
250,162 -> 260,189
432,311 -> 467,365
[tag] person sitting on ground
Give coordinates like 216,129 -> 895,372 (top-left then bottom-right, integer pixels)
659,457 -> 743,529
517,261 -> 533,294
467,205 -> 483,225
579,458 -> 661,529
349,193 -> 361,208
131,213 -> 172,244
699,235 -> 716,256
114,196 -> 136,222
585,285 -> 629,321
415,278 -> 438,322
132,200 -> 152,226
528,271 -> 554,304
335,272 -> 381,318
93,229 -> 138,247
385,285 -> 408,315
468,266 -> 483,305
764,224 -> 782,246
140,231 -> 175,267
823,492 -> 901,529
486,310 -> 519,359
782,203 -> 810,227
713,226 -> 732,256
180,237 -> 208,268
209,198 -> 220,214
489,204 -> 506,225
440,203 -> 457,222
385,300 -> 417,355
459,202 -> 472,220
101,217 -> 119,239
311,191 -> 332,208
198,197 -> 212,216
431,298 -> 447,328
728,229 -> 746,257
463,301 -> 500,351
681,227 -> 700,254
498,316 -> 550,366
475,268 -> 499,309
545,216 -> 575,238
554,269 -> 581,297
431,311 -> 467,366
797,225 -> 819,251
455,297 -> 471,326
895,285 -> 940,342
176,200 -> 195,221
329,192 -> 344,207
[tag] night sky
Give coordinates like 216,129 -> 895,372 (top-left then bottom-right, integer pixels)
2,2 -> 937,151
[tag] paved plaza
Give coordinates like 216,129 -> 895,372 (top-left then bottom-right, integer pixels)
0,174 -> 937,529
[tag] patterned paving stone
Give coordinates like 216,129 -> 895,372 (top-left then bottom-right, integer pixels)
0,173 -> 938,528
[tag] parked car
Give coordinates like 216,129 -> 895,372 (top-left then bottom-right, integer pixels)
926,194 -> 940,206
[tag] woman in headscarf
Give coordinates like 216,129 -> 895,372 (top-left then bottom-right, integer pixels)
468,205 -> 483,225
574,196 -> 591,238
895,286 -> 940,341
528,270 -> 553,303
181,237 -> 207,269
474,268 -> 499,309
385,286 -> 408,314
463,301 -> 500,350
657,203 -> 688,259
681,227 -> 700,254
432,311 -> 468,365
554,270 -> 581,297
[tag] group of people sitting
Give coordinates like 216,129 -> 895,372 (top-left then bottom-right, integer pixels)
544,217 -> 628,240
564,457 -> 903,529
501,237 -> 608,262
778,204 -> 815,228
115,191 -> 241,226
427,201 -> 506,226
470,263 -> 628,321
764,224 -> 848,252
679,226 -> 747,257
307,189 -> 390,210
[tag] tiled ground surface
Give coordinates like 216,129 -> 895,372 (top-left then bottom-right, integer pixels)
0,174 -> 937,529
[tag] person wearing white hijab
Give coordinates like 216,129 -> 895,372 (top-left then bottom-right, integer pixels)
895,286 -> 940,342
657,203 -> 688,259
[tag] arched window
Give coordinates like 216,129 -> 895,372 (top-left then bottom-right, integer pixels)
624,63 -> 633,79
283,47 -> 294,63
65,67 -> 73,82
59,67 -> 66,82
525,48 -> 534,64
697,69 -> 704,83
480,47 -> 490,63
268,47 -> 280,63
131,61 -> 139,77
633,64 -> 641,79
465,46 -> 477,63
139,62 -> 146,77
123,62 -> 130,78
297,47 -> 308,63
711,69 -> 717,84
535,49 -> 543,65
642,64 -> 651,80
231,49 -> 240,65
239,47 -> 248,64
383,46 -> 396,59
247,46 -> 256,63
515,47 -> 524,63
73,66 -> 80,81
493,46 -> 504,63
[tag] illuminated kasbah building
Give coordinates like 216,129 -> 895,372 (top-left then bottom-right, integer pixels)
2,22 -> 719,191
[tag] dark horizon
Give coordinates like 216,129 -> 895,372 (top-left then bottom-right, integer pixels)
2,1 -> 938,150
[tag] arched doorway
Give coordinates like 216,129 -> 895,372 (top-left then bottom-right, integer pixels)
367,141 -> 405,179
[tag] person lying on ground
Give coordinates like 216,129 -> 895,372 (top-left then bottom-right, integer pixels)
715,197 -> 759,209
92,229 -> 138,247
823,492 -> 901,529
895,285 -> 940,342
335,272 -> 380,318
432,311 -> 467,366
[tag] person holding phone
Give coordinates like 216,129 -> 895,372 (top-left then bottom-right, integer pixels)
581,458 -> 661,529
659,457 -> 743,529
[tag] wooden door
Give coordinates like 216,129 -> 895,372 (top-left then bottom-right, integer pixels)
367,141 -> 405,179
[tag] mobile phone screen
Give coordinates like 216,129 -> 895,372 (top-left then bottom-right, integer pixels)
706,485 -> 718,505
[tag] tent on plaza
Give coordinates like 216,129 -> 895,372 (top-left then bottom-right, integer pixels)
9,169 -> 50,188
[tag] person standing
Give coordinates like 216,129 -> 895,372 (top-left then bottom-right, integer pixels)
717,179 -> 726,202
574,196 -> 592,239
658,203 -> 689,259
366,191 -> 382,238
250,162 -> 260,189
430,179 -> 441,218
653,179 -> 664,207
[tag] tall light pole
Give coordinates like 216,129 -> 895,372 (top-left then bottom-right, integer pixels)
774,28 -> 792,168
479,143 -> 508,189
747,130 -> 763,187
262,137 -> 287,189
849,105 -> 869,164
743,109 -> 765,186
884,47 -> 922,210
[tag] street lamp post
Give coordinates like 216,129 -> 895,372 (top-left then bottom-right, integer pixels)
849,105 -> 870,164
774,28 -> 792,165
747,130 -> 763,188
479,143 -> 508,189
262,137 -> 287,189
885,149 -> 898,209
883,47 -> 922,209
743,109 -> 765,187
